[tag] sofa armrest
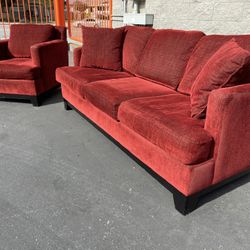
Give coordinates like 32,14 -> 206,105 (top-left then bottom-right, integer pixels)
73,46 -> 82,66
0,39 -> 9,60
205,84 -> 250,184
30,40 -> 68,92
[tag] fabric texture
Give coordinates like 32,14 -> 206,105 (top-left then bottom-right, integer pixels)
0,39 -> 9,60
178,34 -> 250,94
0,58 -> 40,80
205,84 -> 250,184
123,26 -> 154,74
0,79 -> 40,95
136,29 -> 204,89
118,95 -> 213,165
8,24 -> 54,57
31,40 -> 68,93
56,67 -> 132,98
84,77 -> 174,119
191,40 -> 250,119
73,47 -> 82,66
80,26 -> 124,71
61,84 -> 215,196
0,26 -> 68,97
54,26 -> 67,40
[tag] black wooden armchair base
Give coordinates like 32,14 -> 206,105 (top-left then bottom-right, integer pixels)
0,94 -> 40,106
0,86 -> 59,107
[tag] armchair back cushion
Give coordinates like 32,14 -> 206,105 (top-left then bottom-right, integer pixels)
8,24 -> 54,58
123,26 -> 154,74
178,34 -> 250,94
54,26 -> 67,41
136,29 -> 204,89
190,40 -> 250,119
0,40 -> 9,60
80,26 -> 124,71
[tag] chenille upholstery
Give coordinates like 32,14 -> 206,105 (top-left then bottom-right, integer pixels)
84,77 -> 173,119
123,26 -> 154,74
136,29 -> 205,89
56,27 -> 250,211
190,40 -> 250,118
0,58 -> 40,80
8,24 -> 54,58
118,94 -> 213,165
56,67 -> 132,98
80,26 -> 124,71
0,24 -> 68,105
178,34 -> 250,94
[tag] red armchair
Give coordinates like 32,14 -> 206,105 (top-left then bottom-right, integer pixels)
0,24 -> 68,106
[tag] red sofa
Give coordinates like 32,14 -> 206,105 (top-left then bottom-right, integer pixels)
56,27 -> 250,214
0,24 -> 68,106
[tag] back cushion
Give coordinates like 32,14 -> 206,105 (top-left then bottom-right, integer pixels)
178,35 -> 250,94
54,26 -> 67,41
190,40 -> 250,119
123,26 -> 154,74
8,24 -> 54,58
136,29 -> 204,89
80,26 -> 124,71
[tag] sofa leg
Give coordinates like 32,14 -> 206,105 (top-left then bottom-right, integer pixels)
173,192 -> 199,215
64,99 -> 72,110
31,96 -> 41,107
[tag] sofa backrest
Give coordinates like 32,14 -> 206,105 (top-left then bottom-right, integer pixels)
178,35 -> 250,95
122,26 -> 154,74
135,29 -> 205,90
8,24 -> 57,58
54,26 -> 67,41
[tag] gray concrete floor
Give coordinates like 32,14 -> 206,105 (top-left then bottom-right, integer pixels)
0,27 -> 249,250
0,89 -> 249,250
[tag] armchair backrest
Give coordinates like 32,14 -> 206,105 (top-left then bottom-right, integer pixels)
54,26 -> 67,41
8,24 -> 66,58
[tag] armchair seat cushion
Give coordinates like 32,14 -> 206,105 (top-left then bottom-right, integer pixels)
56,66 -> 132,98
84,77 -> 174,119
118,95 -> 213,165
0,58 -> 40,80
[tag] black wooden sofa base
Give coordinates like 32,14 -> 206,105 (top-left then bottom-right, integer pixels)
64,98 -> 250,215
0,86 -> 59,107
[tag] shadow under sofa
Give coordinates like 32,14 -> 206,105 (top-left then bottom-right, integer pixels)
56,27 -> 250,215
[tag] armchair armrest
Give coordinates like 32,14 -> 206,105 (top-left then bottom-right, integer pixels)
73,46 -> 82,66
205,84 -> 250,184
0,39 -> 9,60
30,40 -> 68,92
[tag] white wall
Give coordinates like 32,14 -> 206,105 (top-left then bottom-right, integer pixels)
113,0 -> 250,34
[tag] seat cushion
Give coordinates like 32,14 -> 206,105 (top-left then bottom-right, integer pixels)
80,26 -> 124,71
118,95 -> 213,165
0,58 -> 40,80
84,77 -> 174,119
191,40 -> 250,119
8,24 -> 54,58
178,34 -> 250,95
136,29 -> 204,89
123,26 -> 154,74
56,67 -> 132,98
